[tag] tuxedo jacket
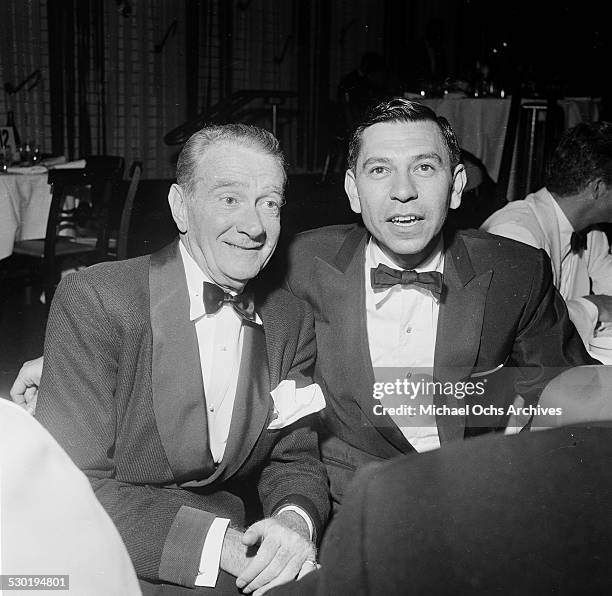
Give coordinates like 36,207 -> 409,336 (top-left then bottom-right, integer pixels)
284,224 -> 594,501
272,424 -> 612,595
36,240 -> 329,590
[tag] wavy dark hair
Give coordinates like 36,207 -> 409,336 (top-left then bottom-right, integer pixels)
545,121 -> 612,196
176,123 -> 286,198
347,98 -> 461,171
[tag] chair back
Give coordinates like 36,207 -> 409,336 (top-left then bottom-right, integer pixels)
116,160 -> 142,260
45,156 -> 125,268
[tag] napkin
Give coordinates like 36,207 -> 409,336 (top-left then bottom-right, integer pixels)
268,380 -> 326,430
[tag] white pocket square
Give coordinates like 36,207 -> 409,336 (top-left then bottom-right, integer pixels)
268,380 -> 326,430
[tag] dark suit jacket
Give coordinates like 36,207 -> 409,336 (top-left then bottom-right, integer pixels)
36,240 -> 329,590
272,424 -> 612,595
284,224 -> 595,502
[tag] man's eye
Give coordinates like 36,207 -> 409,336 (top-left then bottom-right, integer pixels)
369,166 -> 387,176
259,199 -> 283,215
416,163 -> 435,174
221,196 -> 239,205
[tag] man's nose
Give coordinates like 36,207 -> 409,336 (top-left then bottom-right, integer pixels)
236,204 -> 266,239
390,171 -> 418,202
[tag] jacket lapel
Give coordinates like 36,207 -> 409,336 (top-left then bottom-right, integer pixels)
317,227 -> 412,452
149,240 -> 214,481
214,321 -> 272,481
434,231 -> 492,442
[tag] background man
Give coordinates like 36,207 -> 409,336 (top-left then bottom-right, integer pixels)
282,98 -> 594,508
482,121 -> 612,347
33,124 -> 329,595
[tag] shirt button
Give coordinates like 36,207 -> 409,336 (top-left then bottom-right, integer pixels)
209,405 -> 215,412
406,326 -> 412,334
406,372 -> 412,378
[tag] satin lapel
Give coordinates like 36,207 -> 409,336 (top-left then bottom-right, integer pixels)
150,240 -> 212,480
434,232 -> 492,442
317,227 -> 411,452
214,322 -> 271,481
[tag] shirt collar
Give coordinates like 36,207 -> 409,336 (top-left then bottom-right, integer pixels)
179,239 -> 211,321
366,235 -> 445,306
178,240 -> 262,324
550,190 -> 576,241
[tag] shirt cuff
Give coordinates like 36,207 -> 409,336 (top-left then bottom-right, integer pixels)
276,505 -> 314,541
194,517 -> 230,587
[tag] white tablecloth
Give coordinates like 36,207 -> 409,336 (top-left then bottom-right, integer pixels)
421,98 -> 510,182
0,173 -> 51,260
419,97 -> 600,186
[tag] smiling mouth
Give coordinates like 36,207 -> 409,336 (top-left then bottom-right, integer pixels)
388,215 -> 423,226
226,242 -> 264,250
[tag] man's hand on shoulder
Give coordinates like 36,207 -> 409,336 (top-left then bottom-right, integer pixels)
10,356 -> 44,414
584,294 -> 612,322
222,512 -> 316,595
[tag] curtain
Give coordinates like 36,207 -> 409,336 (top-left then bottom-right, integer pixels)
47,0 -> 106,160
1,0 -> 186,179
0,1 -> 52,156
103,0 -> 186,179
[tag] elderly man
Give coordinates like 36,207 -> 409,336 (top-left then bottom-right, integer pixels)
281,98 -> 594,508
31,124 -> 329,595
482,122 -> 612,347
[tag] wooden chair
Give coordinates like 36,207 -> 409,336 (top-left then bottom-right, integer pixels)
12,156 -> 125,305
107,160 -> 143,261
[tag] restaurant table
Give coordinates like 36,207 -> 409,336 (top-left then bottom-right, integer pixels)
0,172 -> 51,260
418,96 -> 600,200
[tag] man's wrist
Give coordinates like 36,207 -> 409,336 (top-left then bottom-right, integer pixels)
273,509 -> 312,542
219,526 -> 249,577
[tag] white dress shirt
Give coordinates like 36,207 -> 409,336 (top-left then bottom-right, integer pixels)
482,188 -> 612,346
178,241 -> 312,587
551,199 -> 606,342
180,241 -> 254,464
365,236 -> 444,453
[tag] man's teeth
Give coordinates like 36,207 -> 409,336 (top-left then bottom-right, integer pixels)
390,216 -> 420,225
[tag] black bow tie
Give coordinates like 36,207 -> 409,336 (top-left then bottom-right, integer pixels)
570,230 -> 587,254
370,263 -> 443,298
202,282 -> 256,322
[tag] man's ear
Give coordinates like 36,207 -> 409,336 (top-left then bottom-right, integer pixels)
589,177 -> 604,200
450,164 -> 467,210
345,168 -> 362,214
168,183 -> 188,234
